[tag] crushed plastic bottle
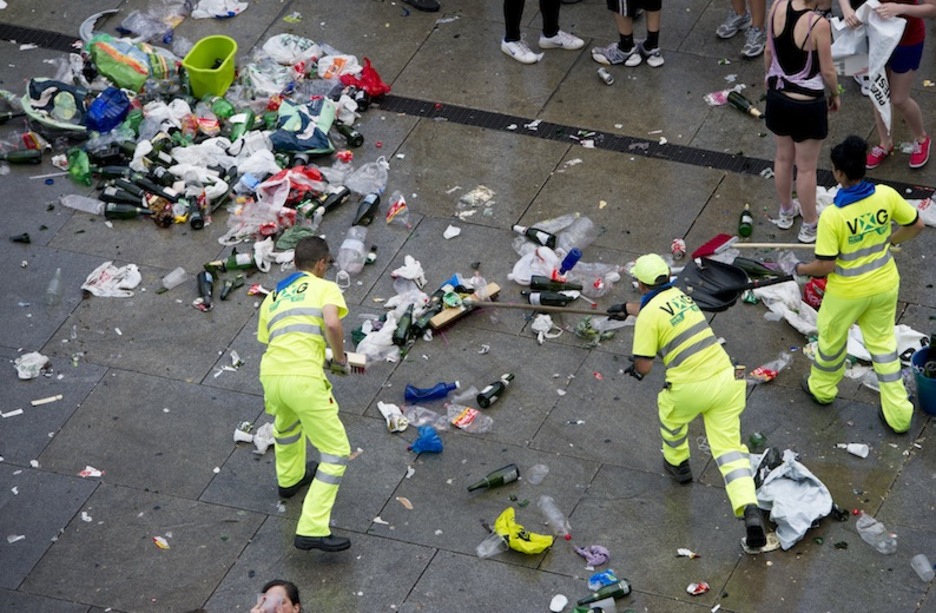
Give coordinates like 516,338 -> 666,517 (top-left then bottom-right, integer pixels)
336,225 -> 368,276
537,494 -> 571,540
855,511 -> 897,554
46,268 -> 63,306
747,352 -> 793,384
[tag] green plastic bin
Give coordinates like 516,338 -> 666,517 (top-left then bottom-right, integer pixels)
183,36 -> 238,98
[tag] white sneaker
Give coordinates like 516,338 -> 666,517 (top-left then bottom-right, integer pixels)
775,200 -> 800,230
501,38 -> 543,64
539,30 -> 585,50
638,41 -> 664,68
854,74 -> 871,97
716,10 -> 752,39
798,222 -> 817,244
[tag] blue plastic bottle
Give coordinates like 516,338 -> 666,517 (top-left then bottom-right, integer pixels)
559,248 -> 582,275
404,381 -> 459,403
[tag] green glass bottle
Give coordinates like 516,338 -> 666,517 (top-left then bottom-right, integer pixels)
336,122 -> 364,148
738,203 -> 754,238
228,108 -> 256,141
576,580 -> 632,606
202,95 -> 235,120
0,148 -> 42,164
103,203 -> 154,220
529,275 -> 583,292
521,290 -> 576,307
477,373 -> 515,409
467,464 -> 520,492
392,304 -> 414,347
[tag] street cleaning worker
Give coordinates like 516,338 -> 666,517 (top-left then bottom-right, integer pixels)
787,135 -> 925,433
257,236 -> 353,552
615,253 -> 767,549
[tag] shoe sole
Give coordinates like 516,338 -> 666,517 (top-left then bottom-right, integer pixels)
909,156 -> 930,169
295,538 -> 351,552
801,376 -> 832,406
716,23 -> 751,39
540,41 -> 585,50
878,407 -> 910,435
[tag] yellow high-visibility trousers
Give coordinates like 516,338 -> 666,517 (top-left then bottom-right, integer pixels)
658,369 -> 757,517
809,286 -> 912,432
261,375 -> 351,537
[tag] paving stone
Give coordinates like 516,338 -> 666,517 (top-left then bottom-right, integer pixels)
0,588 -> 90,613
21,484 -> 264,612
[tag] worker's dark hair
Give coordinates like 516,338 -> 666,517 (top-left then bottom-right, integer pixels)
643,275 -> 670,289
294,236 -> 331,271
260,579 -> 301,605
830,136 -> 868,182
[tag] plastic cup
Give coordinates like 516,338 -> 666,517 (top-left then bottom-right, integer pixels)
162,267 -> 189,290
475,532 -> 508,558
911,554 -> 935,582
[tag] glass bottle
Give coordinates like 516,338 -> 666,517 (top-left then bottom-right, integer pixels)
46,268 -> 62,306
529,275 -> 583,292
392,303 -> 415,347
521,290 -> 576,307
467,464 -> 520,492
477,373 -> 515,408
352,193 -> 381,226
738,203 -> 754,238
512,224 -> 558,249
576,580 -> 632,606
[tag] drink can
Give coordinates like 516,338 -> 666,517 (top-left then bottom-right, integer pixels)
671,238 -> 686,259
597,67 -> 614,86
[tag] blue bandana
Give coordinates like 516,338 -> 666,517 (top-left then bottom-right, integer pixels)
274,271 -> 306,296
640,282 -> 674,309
833,180 -> 875,208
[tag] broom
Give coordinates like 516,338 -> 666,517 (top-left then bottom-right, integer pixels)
462,299 -> 627,318
691,233 -> 815,259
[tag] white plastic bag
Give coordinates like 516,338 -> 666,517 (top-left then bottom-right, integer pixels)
345,156 -> 389,195
262,33 -> 322,68
81,262 -> 142,297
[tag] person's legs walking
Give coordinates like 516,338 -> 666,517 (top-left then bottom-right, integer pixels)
809,293 -> 865,403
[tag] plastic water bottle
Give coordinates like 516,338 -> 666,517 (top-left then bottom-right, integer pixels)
46,268 -> 63,306
404,381 -> 459,403
60,194 -> 105,216
336,226 -> 368,276
855,511 -> 897,554
556,216 -> 598,254
537,495 -> 571,540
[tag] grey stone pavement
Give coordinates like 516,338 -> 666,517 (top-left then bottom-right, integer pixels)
1,0 -> 935,611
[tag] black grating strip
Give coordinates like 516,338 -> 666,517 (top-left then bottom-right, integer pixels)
0,23 -> 79,53
379,94 -> 935,199
3,22 -> 933,199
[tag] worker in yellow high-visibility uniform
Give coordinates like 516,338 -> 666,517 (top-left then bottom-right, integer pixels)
617,253 -> 767,549
257,236 -> 353,552
790,136 -> 925,433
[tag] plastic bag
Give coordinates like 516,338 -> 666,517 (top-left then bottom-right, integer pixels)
86,87 -> 131,133
385,190 -> 411,228
566,261 -> 622,299
269,98 -> 336,155
339,57 -> 391,98
408,425 -> 443,454
191,0 -> 249,19
403,405 -> 449,430
747,352 -> 793,384
262,33 -> 322,75
242,56 -> 293,97
446,402 -> 493,434
14,351 -> 51,380
803,277 -> 827,310
345,156 -> 389,195
81,261 -> 142,297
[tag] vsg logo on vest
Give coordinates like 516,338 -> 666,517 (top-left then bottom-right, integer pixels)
846,209 -> 889,244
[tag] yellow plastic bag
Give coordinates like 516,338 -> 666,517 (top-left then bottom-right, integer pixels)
493,507 -> 554,554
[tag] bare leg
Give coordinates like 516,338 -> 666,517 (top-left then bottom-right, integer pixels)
889,69 -> 927,143
749,0 -> 766,28
792,138 -> 823,225
773,134 -> 795,210
614,12 -> 634,36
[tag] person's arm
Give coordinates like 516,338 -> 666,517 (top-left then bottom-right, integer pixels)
890,214 -> 926,245
838,0 -> 861,26
322,304 -> 346,364
763,5 -> 775,72
633,356 -> 654,376
876,0 -> 936,20
795,258 -> 837,278
813,18 -> 841,111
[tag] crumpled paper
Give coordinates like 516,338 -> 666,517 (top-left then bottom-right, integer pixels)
574,545 -> 610,566
14,351 -> 51,380
531,314 -> 563,344
391,255 -> 427,289
253,237 -> 294,273
252,422 -> 274,455
81,262 -> 142,297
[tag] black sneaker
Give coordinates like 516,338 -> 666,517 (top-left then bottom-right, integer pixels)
878,407 -> 909,435
294,534 -> 351,552
801,376 -> 832,406
278,461 -> 318,499
743,504 -> 767,548
664,459 -> 693,484
402,0 -> 440,11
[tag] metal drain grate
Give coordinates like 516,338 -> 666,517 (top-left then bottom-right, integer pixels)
0,22 -> 78,53
379,94 -> 934,199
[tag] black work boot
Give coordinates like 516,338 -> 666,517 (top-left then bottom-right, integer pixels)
663,459 -> 693,484
744,504 -> 767,548
278,461 -> 318,498
294,534 -> 351,552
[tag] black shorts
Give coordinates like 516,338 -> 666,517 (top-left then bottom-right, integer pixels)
607,0 -> 661,15
765,89 -> 828,142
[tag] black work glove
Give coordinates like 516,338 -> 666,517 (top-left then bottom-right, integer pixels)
607,303 -> 628,320
624,363 -> 644,381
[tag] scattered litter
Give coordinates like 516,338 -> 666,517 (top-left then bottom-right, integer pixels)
459,185 -> 495,208
213,466 -> 221,474
396,496 -> 414,510
78,466 -> 104,478
687,582 -> 710,596
478,344 -> 490,355
527,463 -> 549,485
406,466 -> 416,479
11,487 -> 18,495
1,409 -> 24,418
7,535 -> 25,544
349,447 -> 364,461
443,225 -> 461,239
276,502 -> 286,513
556,389 -> 567,396
837,442 -> 869,458
152,536 -> 170,550
31,394 -> 63,407
14,351 -> 51,380
549,594 -> 568,612
524,119 -> 541,131
81,262 -> 142,297
677,548 -> 701,559
574,545 -> 610,566
587,569 -> 619,591
80,512 -> 92,522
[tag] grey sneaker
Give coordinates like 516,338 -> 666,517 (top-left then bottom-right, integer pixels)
638,41 -> 664,68
775,200 -> 800,230
740,26 -> 766,58
716,10 -> 752,39
591,41 -> 640,66
798,222 -> 817,244
539,30 -> 585,50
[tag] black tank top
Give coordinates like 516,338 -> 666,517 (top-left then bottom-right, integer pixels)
770,1 -> 822,97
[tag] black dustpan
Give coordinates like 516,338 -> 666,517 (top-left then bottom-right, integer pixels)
675,258 -> 794,312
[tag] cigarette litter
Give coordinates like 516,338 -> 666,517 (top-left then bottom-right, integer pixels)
373,516 -> 389,525
396,496 -> 414,510
31,394 -> 63,406
1,409 -> 24,418
677,548 -> 701,559
7,535 -> 25,544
